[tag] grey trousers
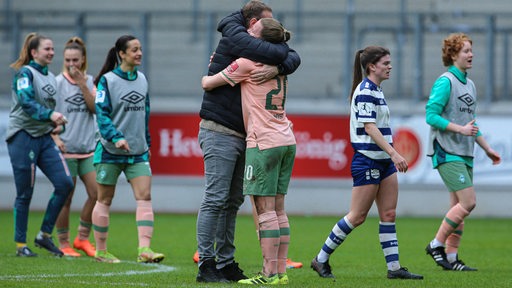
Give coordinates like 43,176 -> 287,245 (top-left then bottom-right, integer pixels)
196,127 -> 245,268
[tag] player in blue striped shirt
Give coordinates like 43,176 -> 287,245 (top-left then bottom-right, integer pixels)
311,46 -> 422,280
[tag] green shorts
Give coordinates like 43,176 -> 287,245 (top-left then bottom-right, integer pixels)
437,161 -> 473,192
66,156 -> 95,178
243,145 -> 296,197
95,162 -> 152,185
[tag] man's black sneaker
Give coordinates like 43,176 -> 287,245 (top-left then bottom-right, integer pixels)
34,235 -> 63,257
387,267 -> 424,279
311,257 -> 335,278
16,246 -> 37,257
425,244 -> 452,270
196,259 -> 229,283
219,261 -> 247,281
451,258 -> 478,271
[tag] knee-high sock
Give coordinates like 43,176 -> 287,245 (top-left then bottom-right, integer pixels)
259,211 -> 280,277
277,214 -> 290,274
92,201 -> 110,251
317,215 -> 354,263
435,204 -> 469,244
57,227 -> 70,248
136,200 -> 154,248
77,219 -> 93,240
446,222 -> 464,262
379,222 -> 400,271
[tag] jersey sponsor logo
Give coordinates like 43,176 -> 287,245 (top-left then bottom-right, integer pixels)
42,84 -> 56,96
96,90 -> 105,103
458,93 -> 475,106
17,77 -> 29,90
226,62 -> 239,74
121,91 -> 145,112
65,93 -> 85,106
458,93 -> 475,114
121,91 -> 145,105
65,94 -> 89,113
124,106 -> 144,112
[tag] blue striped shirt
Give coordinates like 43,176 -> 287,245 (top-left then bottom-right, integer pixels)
350,78 -> 393,159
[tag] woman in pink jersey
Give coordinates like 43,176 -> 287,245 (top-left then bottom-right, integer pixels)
202,18 -> 294,285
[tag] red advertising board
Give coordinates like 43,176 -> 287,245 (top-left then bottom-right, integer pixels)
288,114 -> 352,177
149,113 -> 353,178
149,113 -> 204,175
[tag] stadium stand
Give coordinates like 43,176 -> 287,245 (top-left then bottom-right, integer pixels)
1,0 -> 512,114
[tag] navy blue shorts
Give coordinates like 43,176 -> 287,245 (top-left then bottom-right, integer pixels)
351,151 -> 397,187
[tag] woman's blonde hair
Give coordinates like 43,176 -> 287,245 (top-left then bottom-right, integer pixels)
260,18 -> 291,44
62,36 -> 88,73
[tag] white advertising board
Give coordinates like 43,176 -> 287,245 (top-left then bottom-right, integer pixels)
392,115 -> 511,185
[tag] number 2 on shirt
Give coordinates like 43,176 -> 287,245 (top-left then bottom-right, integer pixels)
265,76 -> 287,111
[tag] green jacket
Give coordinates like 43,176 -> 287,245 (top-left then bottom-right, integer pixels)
425,66 -> 480,168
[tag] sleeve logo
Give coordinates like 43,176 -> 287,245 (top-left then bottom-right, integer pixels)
226,61 -> 239,74
96,90 -> 105,103
357,102 -> 373,116
17,77 -> 29,90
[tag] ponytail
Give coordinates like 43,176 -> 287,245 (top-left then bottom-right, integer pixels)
94,47 -> 118,86
10,33 -> 50,70
94,35 -> 137,86
260,18 -> 292,44
281,29 -> 291,43
349,46 -> 390,102
349,50 -> 364,102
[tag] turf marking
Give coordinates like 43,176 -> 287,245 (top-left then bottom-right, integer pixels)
0,260 -> 176,281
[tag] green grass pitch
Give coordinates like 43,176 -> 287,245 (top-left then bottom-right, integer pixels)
0,211 -> 510,287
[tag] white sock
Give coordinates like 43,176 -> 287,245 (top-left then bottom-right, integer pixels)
388,261 -> 401,271
36,231 -> 50,240
446,253 -> 457,263
430,238 -> 444,249
317,250 -> 329,263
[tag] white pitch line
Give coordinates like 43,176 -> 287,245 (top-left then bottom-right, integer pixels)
0,261 -> 176,281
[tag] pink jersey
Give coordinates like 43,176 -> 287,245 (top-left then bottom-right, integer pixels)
220,58 -> 296,150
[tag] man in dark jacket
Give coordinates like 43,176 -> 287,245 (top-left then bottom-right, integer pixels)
196,0 -> 301,283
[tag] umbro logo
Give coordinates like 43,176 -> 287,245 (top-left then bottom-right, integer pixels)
65,93 -> 84,106
121,91 -> 145,104
458,93 -> 474,106
42,84 -> 56,96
